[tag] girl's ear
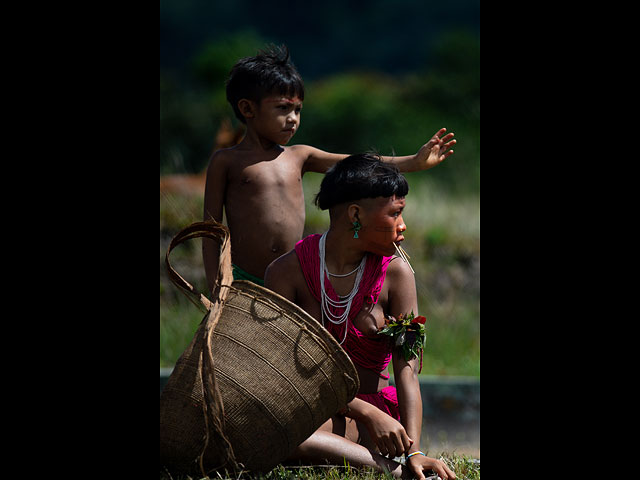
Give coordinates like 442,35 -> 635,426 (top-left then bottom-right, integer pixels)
237,99 -> 255,120
347,204 -> 361,224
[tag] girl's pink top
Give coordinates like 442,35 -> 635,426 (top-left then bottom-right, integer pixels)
295,234 -> 394,378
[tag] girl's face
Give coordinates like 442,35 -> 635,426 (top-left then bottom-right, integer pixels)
357,195 -> 407,257
253,94 -> 302,145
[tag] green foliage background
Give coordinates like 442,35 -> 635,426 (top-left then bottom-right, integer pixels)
160,1 -> 479,377
160,2 -> 480,195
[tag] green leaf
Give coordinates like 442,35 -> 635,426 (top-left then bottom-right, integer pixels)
378,326 -> 393,336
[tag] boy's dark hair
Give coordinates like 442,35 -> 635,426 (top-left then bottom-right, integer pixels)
314,153 -> 409,210
226,44 -> 305,124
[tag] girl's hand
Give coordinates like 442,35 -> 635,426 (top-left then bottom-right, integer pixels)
363,407 -> 413,458
407,453 -> 456,480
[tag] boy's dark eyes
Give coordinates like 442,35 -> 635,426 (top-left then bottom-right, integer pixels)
277,105 -> 302,112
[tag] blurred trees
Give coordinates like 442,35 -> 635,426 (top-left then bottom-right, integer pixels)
160,32 -> 264,174
160,3 -> 480,375
160,27 -> 479,193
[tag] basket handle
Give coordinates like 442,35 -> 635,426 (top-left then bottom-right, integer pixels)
164,221 -> 240,473
165,220 -> 234,311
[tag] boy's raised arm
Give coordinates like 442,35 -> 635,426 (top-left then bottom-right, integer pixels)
202,151 -> 229,293
299,145 -> 349,174
382,127 -> 456,173
299,128 -> 455,175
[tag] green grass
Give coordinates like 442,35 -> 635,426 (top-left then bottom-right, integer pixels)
160,297 -> 206,367
160,175 -> 479,376
159,453 -> 480,479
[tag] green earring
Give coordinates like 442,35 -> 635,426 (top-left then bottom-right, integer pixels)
352,220 -> 361,238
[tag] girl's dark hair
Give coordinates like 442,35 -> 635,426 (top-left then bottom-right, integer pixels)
226,44 -> 305,124
314,153 -> 409,210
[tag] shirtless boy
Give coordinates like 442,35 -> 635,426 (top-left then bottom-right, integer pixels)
203,45 -> 455,291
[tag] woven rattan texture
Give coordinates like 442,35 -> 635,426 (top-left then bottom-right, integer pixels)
160,221 -> 359,476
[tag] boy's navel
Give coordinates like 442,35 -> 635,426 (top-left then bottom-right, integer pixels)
270,242 -> 286,255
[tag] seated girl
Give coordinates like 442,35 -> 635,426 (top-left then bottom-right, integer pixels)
264,153 -> 455,480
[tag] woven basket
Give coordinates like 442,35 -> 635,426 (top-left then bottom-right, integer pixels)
160,221 -> 360,476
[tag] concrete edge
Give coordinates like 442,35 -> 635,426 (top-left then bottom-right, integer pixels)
160,368 -> 479,420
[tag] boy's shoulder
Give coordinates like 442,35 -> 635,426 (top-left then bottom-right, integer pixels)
206,144 -> 248,171
288,144 -> 315,155
207,144 -> 317,177
212,143 -> 313,164
209,145 -> 239,164
211,143 -> 310,157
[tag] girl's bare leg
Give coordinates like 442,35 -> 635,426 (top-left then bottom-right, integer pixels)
288,416 -> 405,477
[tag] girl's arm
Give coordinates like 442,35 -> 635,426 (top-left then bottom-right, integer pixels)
341,396 -> 413,458
263,250 -> 299,303
387,259 -> 456,480
387,258 -> 422,451
393,348 -> 423,455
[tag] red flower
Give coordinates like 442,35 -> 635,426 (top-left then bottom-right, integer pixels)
412,315 -> 427,325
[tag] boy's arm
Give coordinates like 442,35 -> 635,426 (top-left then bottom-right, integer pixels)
299,127 -> 455,174
382,127 -> 456,172
202,151 -> 228,293
298,145 -> 349,174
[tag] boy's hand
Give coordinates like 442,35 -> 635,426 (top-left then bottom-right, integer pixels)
415,128 -> 456,170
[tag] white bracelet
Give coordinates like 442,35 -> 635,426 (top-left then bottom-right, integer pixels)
406,451 -> 426,459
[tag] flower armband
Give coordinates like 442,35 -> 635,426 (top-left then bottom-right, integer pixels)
377,311 -> 426,372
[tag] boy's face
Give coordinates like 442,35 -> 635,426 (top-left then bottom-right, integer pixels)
252,95 -> 302,145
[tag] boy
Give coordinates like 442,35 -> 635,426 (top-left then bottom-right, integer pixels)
203,45 -> 455,291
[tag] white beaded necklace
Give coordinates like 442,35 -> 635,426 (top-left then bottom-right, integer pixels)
318,231 -> 367,345
327,265 -> 360,277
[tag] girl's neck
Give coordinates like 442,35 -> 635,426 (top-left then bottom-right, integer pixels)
324,229 -> 366,274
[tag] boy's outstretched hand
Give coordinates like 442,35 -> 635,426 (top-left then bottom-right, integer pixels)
415,128 -> 456,170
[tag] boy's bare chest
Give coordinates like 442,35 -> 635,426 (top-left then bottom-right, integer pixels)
228,157 -> 302,191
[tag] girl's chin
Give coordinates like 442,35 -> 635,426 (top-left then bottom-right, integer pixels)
367,242 -> 396,257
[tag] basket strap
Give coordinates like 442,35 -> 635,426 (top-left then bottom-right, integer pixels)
165,220 -> 233,311
165,220 -> 241,473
